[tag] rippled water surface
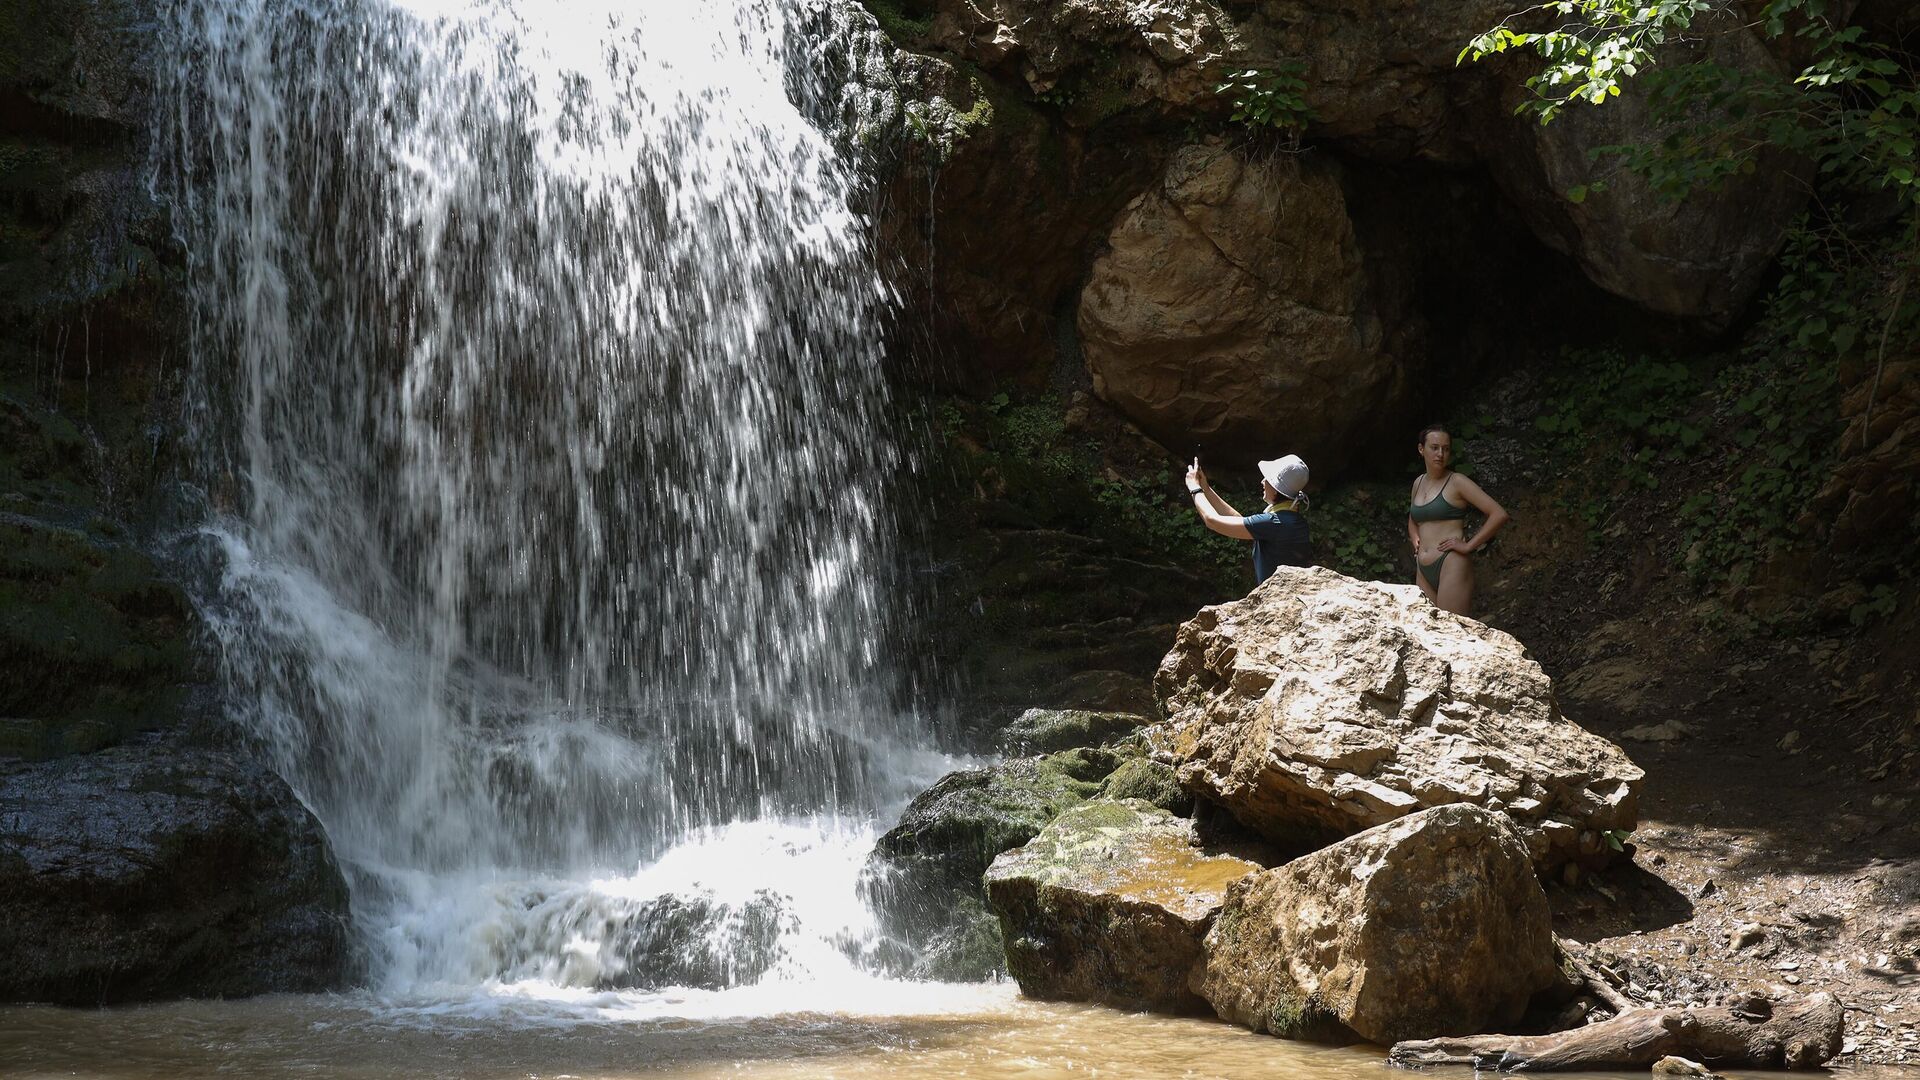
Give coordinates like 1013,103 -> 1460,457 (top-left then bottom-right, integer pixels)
7,994 -> 1916,1080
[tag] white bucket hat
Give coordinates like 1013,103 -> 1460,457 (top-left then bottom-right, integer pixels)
1258,454 -> 1309,500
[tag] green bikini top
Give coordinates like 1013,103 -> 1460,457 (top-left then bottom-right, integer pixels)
1410,475 -> 1469,523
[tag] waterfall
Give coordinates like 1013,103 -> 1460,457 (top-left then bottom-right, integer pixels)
153,0 -> 940,997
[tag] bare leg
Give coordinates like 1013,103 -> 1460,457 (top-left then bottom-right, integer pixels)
1436,550 -> 1474,616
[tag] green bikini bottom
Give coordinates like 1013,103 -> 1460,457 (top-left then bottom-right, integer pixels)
1418,551 -> 1450,588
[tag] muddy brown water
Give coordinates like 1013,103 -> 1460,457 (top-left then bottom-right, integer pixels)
5,990 -> 1917,1080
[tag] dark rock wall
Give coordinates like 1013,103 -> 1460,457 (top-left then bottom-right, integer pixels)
1,0 -> 356,1005
1,0 -> 200,759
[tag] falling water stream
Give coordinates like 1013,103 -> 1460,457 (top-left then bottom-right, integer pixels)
150,0 -> 952,1004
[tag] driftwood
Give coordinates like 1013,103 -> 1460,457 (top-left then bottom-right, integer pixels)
1388,993 -> 1844,1072
1555,936 -> 1635,1015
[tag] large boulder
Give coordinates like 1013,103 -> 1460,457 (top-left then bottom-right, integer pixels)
862,746 -> 1125,978
984,798 -> 1263,1011
0,741 -> 352,1004
1079,141 -> 1412,467
1155,566 -> 1643,868
1194,804 -> 1558,1043
1472,16 -> 1808,326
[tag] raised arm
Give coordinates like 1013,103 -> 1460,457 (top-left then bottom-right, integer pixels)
1194,465 -> 1243,518
1186,460 -> 1253,540
1442,475 -> 1510,552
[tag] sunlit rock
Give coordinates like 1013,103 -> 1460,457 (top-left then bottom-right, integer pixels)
999,708 -> 1148,755
984,798 -> 1263,1012
863,747 -> 1126,978
1194,804 -> 1557,1043
1155,566 -> 1643,868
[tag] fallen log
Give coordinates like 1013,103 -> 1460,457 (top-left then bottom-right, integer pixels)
1554,936 -> 1634,1015
1388,993 -> 1843,1072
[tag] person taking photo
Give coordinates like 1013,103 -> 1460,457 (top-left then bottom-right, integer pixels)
1184,454 -> 1313,586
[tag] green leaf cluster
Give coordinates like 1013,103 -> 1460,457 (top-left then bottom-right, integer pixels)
1462,0 -> 1920,206
1215,62 -> 1315,133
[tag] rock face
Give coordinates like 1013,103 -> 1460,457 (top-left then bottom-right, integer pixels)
1080,141 -> 1409,466
1155,566 -> 1644,868
857,34 -> 1161,378
984,798 -> 1262,1012
1474,16 -> 1808,326
899,0 -> 1510,160
1194,804 -> 1558,1044
0,742 -> 352,1004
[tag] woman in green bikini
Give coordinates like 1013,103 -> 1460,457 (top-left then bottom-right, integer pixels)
1407,424 -> 1509,616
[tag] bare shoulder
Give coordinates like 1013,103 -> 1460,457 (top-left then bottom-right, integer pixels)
1452,472 -> 1503,511
1450,472 -> 1489,499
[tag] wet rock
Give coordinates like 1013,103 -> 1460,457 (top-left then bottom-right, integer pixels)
1654,1055 -> 1726,1079
1194,804 -> 1558,1044
1079,140 -> 1412,468
1000,708 -> 1148,755
0,741 -> 351,1004
984,799 -> 1262,1012
608,892 -> 794,990
0,513 -> 197,758
1155,566 -> 1644,868
864,746 -> 1126,978
857,36 -> 1159,377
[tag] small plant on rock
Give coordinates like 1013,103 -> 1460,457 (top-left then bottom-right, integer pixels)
1215,62 -> 1314,135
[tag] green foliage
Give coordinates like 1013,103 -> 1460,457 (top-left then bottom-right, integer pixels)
1461,1 -> 1713,120
902,78 -> 995,164
1757,222 -> 1920,365
1309,487 -> 1399,582
924,392 -> 1245,580
1215,63 -> 1315,133
1677,349 -> 1839,586
859,0 -> 932,41
1462,0 -> 1920,207
1531,350 -> 1705,509
1851,583 -> 1898,626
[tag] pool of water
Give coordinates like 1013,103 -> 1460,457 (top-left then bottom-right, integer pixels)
6,988 -> 1912,1080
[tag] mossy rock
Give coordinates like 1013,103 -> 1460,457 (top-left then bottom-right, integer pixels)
998,708 -> 1148,756
864,746 -> 1133,979
1099,756 -> 1194,816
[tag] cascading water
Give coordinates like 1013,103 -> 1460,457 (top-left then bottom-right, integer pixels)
154,0 -> 952,1001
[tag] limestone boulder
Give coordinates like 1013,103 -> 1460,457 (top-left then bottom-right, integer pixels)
1474,16 -> 1809,326
0,742 -> 351,1004
984,798 -> 1263,1011
1155,566 -> 1644,868
1194,804 -> 1558,1043
1079,141 -> 1412,467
